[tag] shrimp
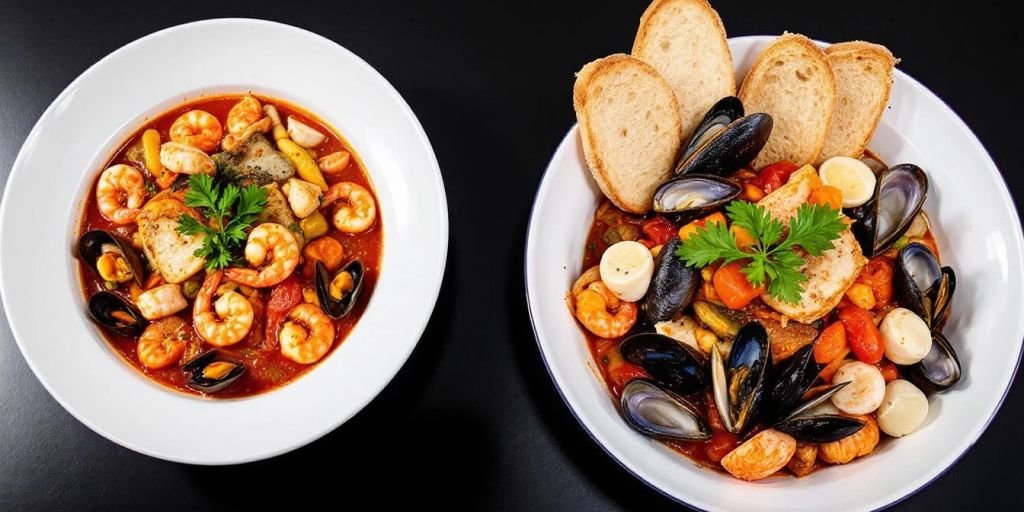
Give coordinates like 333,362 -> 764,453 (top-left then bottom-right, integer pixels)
226,96 -> 262,134
169,110 -> 223,152
136,283 -> 188,320
322,182 -> 377,233
96,164 -> 146,224
573,281 -> 637,338
223,223 -> 300,288
193,270 -> 255,347
137,316 -> 189,369
278,303 -> 335,364
221,116 -> 271,153
317,151 -> 351,175
160,142 -> 216,175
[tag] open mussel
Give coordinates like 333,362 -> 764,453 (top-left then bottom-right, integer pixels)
847,164 -> 929,256
183,350 -> 246,393
772,382 -> 865,443
643,238 -> 701,323
620,332 -> 709,395
679,96 -> 744,164
674,108 -> 772,177
78,230 -> 145,287
314,260 -> 365,319
711,322 -> 771,433
652,175 -> 740,224
620,379 -> 711,441
902,331 -> 961,392
894,242 -> 956,328
765,344 -> 818,423
87,291 -> 147,337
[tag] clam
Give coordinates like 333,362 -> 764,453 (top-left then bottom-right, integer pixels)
78,230 -> 145,286
902,331 -> 961,392
619,332 -> 709,395
183,350 -> 246,393
620,379 -> 711,441
847,164 -> 929,256
652,175 -> 741,224
894,242 -> 956,328
87,291 -> 147,337
643,238 -> 701,323
674,111 -> 772,177
711,322 -> 771,433
314,260 -> 365,319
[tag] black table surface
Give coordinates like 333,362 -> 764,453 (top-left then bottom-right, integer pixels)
2,1 -> 1022,510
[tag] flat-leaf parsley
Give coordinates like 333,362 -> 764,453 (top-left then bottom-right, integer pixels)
176,174 -> 267,270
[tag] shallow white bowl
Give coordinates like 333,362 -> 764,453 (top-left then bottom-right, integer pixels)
526,36 -> 1024,510
0,19 -> 447,464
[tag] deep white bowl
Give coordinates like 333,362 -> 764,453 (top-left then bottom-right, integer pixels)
526,36 -> 1024,510
0,19 -> 448,464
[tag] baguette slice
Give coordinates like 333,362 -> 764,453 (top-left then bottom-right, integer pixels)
816,41 -> 898,164
739,33 -> 836,169
573,54 -> 683,213
632,0 -> 735,139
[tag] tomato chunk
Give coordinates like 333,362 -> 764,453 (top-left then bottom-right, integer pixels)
750,161 -> 799,194
641,216 -> 677,246
838,305 -> 885,364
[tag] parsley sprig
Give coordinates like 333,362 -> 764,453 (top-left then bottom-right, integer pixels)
676,201 -> 846,304
176,174 -> 267,270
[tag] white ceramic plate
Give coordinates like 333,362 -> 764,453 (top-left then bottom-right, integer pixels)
526,36 -> 1024,511
0,19 -> 447,464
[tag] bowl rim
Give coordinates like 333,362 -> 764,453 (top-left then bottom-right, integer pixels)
0,18 -> 448,464
524,34 -> 1024,510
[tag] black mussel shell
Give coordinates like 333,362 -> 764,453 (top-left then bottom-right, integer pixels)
678,96 -> 744,164
848,164 -> 928,256
314,260 -> 365,320
902,331 -> 961,392
652,175 -> 741,224
78,230 -> 145,286
775,415 -> 865,443
711,322 -> 771,433
931,267 -> 956,327
765,344 -> 818,423
674,113 -> 772,177
894,242 -> 955,327
643,238 -> 701,323
87,291 -> 147,337
183,350 -> 246,393
620,379 -> 711,441
620,332 -> 709,395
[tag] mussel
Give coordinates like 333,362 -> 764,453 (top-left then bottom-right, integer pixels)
619,332 -> 709,395
183,350 -> 246,393
314,260 -> 365,319
678,96 -> 744,164
894,242 -> 956,328
87,291 -> 147,337
765,344 -> 818,423
674,110 -> 773,177
711,322 -> 771,433
773,382 -> 865,443
902,330 -> 961,392
847,164 -> 929,256
643,238 -> 701,323
652,175 -> 741,224
620,379 -> 711,441
78,230 -> 146,286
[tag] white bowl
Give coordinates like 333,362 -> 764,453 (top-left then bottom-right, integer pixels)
0,19 -> 447,464
526,36 -> 1024,510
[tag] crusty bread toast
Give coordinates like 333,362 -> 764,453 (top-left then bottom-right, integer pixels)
816,41 -> 898,164
739,33 -> 836,169
573,54 -> 683,213
632,0 -> 735,139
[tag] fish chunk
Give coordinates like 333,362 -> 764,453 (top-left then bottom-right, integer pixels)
256,183 -> 304,246
213,134 -> 295,186
758,166 -> 867,323
136,198 -> 206,283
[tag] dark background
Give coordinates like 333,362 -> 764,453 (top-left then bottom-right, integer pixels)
1,1 -> 1021,510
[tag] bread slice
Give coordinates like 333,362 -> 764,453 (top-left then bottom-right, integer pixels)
632,0 -> 735,139
739,33 -> 836,169
816,41 -> 898,164
573,54 -> 683,213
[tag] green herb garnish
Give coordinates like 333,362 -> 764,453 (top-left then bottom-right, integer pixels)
676,201 -> 846,304
176,174 -> 267,270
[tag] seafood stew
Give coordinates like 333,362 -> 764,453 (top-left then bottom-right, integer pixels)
77,94 -> 382,398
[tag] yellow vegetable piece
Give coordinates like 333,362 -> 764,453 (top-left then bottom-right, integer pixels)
142,129 -> 162,175
731,225 -> 757,250
845,283 -> 876,310
278,138 -> 328,191
299,211 -> 329,240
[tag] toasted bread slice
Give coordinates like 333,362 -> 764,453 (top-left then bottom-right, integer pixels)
573,54 -> 683,213
739,33 -> 836,169
632,0 -> 736,139
816,41 -> 898,164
